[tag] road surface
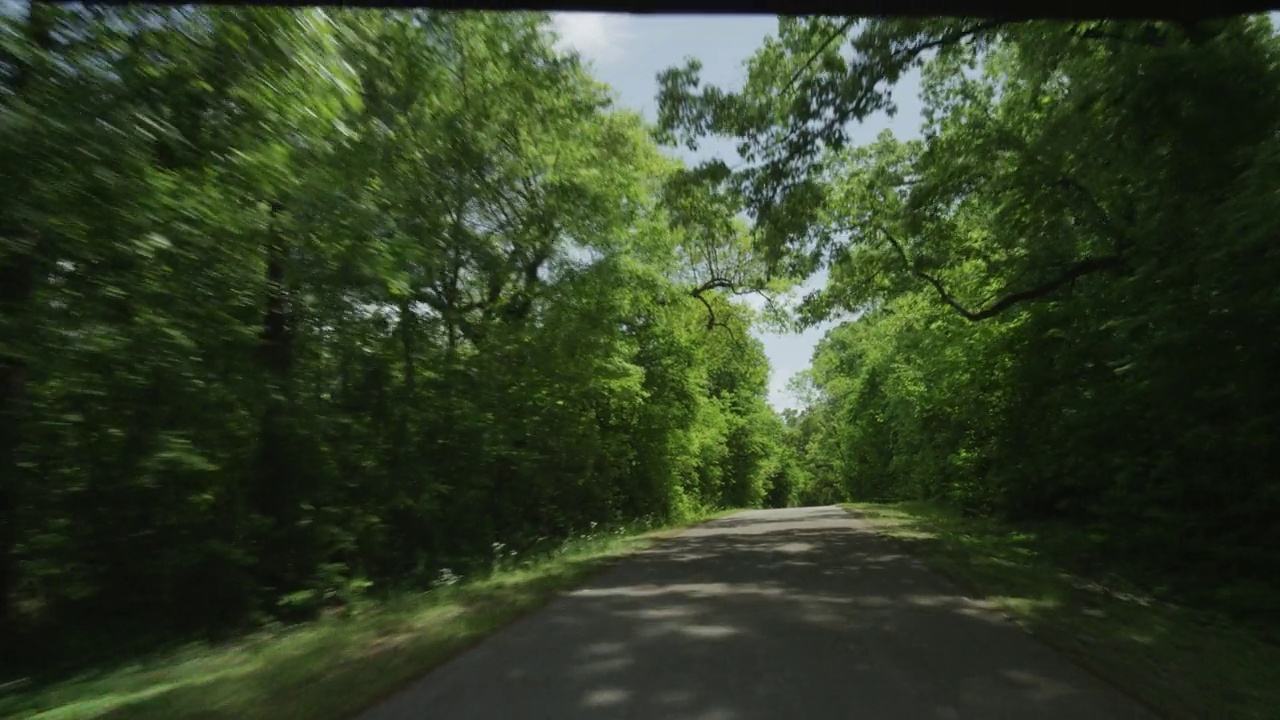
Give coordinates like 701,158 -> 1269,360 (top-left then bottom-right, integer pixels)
358,506 -> 1159,720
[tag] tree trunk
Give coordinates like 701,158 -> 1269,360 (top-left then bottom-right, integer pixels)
0,0 -> 53,640
254,201 -> 297,598
399,298 -> 416,395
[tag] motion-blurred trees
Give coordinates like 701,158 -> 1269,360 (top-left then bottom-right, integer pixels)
0,6 -> 791,676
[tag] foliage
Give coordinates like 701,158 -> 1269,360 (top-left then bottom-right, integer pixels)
0,6 -> 793,679
843,502 -> 1280,720
661,15 -> 1280,621
0,511 -> 730,720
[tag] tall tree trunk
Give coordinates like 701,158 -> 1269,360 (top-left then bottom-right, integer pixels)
0,360 -> 27,636
0,1 -> 53,640
254,201 -> 297,599
398,298 -> 416,395
393,298 -> 416,477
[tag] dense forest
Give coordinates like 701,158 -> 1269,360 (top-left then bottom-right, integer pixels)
659,15 -> 1280,618
5,4 -> 1280,687
0,6 -> 806,677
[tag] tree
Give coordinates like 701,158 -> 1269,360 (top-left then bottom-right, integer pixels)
1,8 -> 795,677
686,14 -> 1280,616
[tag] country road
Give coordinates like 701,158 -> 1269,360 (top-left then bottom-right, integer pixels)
357,506 -> 1158,720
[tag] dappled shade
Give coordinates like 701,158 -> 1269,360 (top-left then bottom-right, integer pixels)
360,508 -> 1155,719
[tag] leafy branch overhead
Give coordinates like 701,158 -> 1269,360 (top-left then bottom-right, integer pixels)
660,161 -> 792,331
751,13 -> 1280,657
655,16 -> 1254,325
5,5 -> 1280,702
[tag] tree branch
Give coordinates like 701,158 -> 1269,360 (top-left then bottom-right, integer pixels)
690,276 -> 736,329
785,17 -> 1007,100
1072,23 -> 1168,48
693,292 -> 717,330
782,18 -> 859,97
711,316 -> 750,353
896,20 -> 1008,60
764,20 -> 1005,171
879,227 -> 1124,322
693,276 -> 736,295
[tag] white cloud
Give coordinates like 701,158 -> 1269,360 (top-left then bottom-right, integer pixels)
550,12 -> 633,65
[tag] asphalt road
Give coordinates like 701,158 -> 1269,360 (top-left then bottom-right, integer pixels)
358,506 -> 1159,720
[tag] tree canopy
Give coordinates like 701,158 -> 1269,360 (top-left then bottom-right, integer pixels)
6,6 -> 1280,682
0,6 -> 804,677
660,15 -> 1280,616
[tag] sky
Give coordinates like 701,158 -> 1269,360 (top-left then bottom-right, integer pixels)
549,13 -> 924,411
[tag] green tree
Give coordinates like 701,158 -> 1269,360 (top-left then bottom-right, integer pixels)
1,7 -> 794,678
661,14 -> 1280,616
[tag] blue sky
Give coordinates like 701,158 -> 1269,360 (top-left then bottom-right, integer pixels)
550,13 -> 924,410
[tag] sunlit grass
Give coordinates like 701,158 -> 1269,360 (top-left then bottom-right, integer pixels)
841,502 -> 1280,720
0,510 -> 739,720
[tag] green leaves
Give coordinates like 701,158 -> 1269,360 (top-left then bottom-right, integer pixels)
770,13 -> 1280,615
3,8 -> 795,679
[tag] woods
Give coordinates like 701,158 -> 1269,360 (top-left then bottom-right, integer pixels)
0,6 -> 802,678
660,15 -> 1280,620
6,5 -> 1280,702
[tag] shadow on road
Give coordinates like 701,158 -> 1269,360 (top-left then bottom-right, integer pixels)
364,506 -> 1156,720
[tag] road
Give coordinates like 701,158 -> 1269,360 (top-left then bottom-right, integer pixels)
358,506 -> 1159,720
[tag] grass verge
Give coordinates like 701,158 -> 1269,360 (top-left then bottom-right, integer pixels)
840,501 -> 1280,720
0,509 -> 740,720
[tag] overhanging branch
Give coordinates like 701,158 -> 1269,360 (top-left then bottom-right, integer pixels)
895,19 -> 1008,59
754,20 -> 1008,179
693,277 -> 736,295
689,276 -> 778,333
1073,25 -> 1167,47
782,18 -> 859,97
879,226 -> 1124,321
690,276 -> 735,330
693,291 -> 718,330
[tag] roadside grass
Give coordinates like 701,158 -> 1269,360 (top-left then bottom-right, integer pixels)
840,501 -> 1280,720
0,509 -> 741,720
